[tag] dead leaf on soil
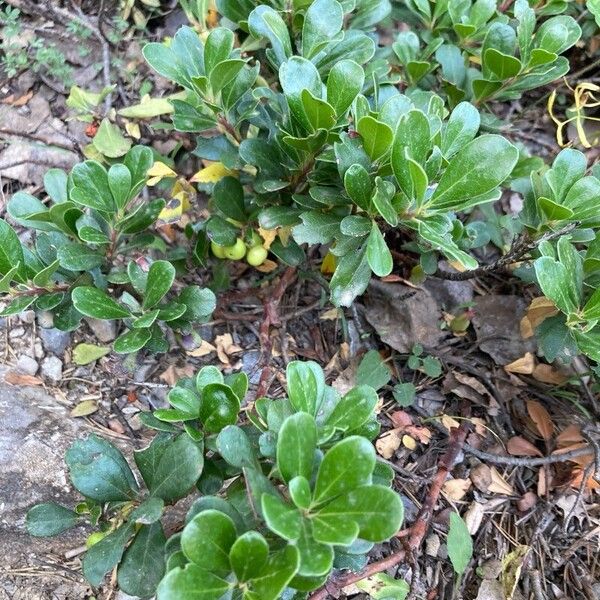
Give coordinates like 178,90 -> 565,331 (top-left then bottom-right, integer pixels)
504,352 -> 535,375
507,436 -> 543,457
215,333 -> 243,365
186,339 -> 217,357
501,545 -> 529,600
488,467 -> 515,495
470,463 -> 493,492
531,363 -> 569,385
520,297 -> 558,339
556,424 -> 584,447
443,477 -> 472,500
463,501 -> 486,534
159,364 -> 196,386
526,400 -> 554,441
70,400 -> 98,417
4,370 -> 43,386
376,429 -> 402,459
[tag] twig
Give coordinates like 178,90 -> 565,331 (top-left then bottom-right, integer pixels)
254,267 -> 297,399
308,424 -> 469,600
464,443 -> 593,467
0,128 -> 81,156
435,222 -> 578,281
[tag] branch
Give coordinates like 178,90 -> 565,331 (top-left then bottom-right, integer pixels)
435,222 -> 578,281
308,424 -> 469,600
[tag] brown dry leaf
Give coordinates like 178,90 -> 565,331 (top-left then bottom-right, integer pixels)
443,478 -> 472,500
255,259 -> 278,273
532,363 -> 568,385
186,339 -> 217,357
390,410 -> 413,429
552,443 -> 593,467
441,414 -> 461,431
453,372 -> 492,400
70,400 -> 98,417
470,464 -> 492,492
402,435 -> 417,450
506,436 -> 543,457
376,429 -> 402,459
526,400 -> 554,441
215,333 -> 243,365
463,501 -> 486,534
159,364 -> 195,386
471,417 -> 487,436
4,370 -> 43,386
520,297 -> 558,338
257,227 -> 278,250
504,352 -> 535,374
556,424 -> 584,447
2,90 -> 33,106
320,307 -> 341,321
488,467 -> 515,495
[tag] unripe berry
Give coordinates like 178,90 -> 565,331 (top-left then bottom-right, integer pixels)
211,241 -> 227,259
247,245 -> 268,266
224,238 -> 247,260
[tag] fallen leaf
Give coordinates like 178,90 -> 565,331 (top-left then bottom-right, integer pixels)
70,400 -> 98,417
4,370 -> 43,386
488,467 -> 515,495
532,363 -> 568,385
2,90 -> 33,106
146,161 -> 177,186
470,464 -> 492,492
320,251 -> 336,274
556,424 -> 584,447
501,545 -> 529,599
463,501 -> 486,534
72,343 -> 110,365
471,417 -> 487,436
526,400 -> 554,441
504,352 -> 535,374
320,307 -> 341,321
390,410 -> 413,429
255,259 -> 278,273
453,371 -> 493,400
257,227 -> 278,250
443,478 -> 472,500
376,429 -> 402,459
215,333 -> 243,365
538,467 -> 549,496
441,414 -> 461,431
402,434 -> 417,450
159,364 -> 195,386
520,297 -> 558,338
507,436 -> 543,457
186,339 -> 217,357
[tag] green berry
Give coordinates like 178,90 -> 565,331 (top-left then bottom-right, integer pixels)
247,245 -> 268,266
224,238 -> 247,260
211,241 -> 227,259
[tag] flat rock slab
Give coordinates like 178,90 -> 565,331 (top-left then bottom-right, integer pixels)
0,367 -> 91,598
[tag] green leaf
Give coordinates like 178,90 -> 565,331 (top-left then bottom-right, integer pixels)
26,503 -> 80,537
277,412 -> 317,483
325,385 -> 378,432
344,163 -> 372,211
289,476 -> 312,509
204,27 -> 233,75
441,101 -> 480,159
356,573 -> 409,599
114,327 -> 152,353
72,287 -> 131,319
0,220 -> 26,281
44,168 -> 68,202
70,161 -> 115,212
57,244 -> 104,271
292,211 -> 340,245
327,60 -> 364,116
447,512 -> 473,575
279,56 -> 322,132
535,15 -> 581,55
366,223 -> 393,277
534,256 -> 578,314
417,220 -> 478,270
65,434 -> 138,502
261,494 -> 302,540
200,383 -> 240,433
483,48 -> 522,80
286,360 -> 325,415
177,286 -> 216,322
229,531 -> 269,582
357,116 -> 393,161
356,350 -> 391,390
330,243 -> 371,307
143,260 -> 176,309
136,433 -> 204,503
295,520 -> 334,576
181,510 -> 237,572
302,0 -> 343,59
313,436 -> 375,504
83,523 -> 135,587
130,497 -> 165,524
213,177 -> 246,223
393,382 -> 416,406
209,59 -> 246,94
216,425 -> 257,469
546,148 -> 587,204
317,484 -> 404,542
118,523 -> 166,598
248,6 -> 292,68
0,296 -> 36,316
311,512 -> 360,546
301,89 -> 336,131
93,119 -> 132,158
156,563 -> 230,600
428,135 -> 518,211
73,343 -> 111,365
108,163 -> 132,209
196,365 -> 224,392
247,546 -> 300,600
372,178 -> 398,226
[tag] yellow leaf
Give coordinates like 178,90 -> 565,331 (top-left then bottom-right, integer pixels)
402,434 -> 417,450
158,179 -> 195,224
255,259 -> 278,273
443,478 -> 471,501
186,340 -> 217,357
375,429 -> 402,459
504,352 -> 535,374
147,161 -> 177,186
125,122 -> 141,139
441,414 -> 461,431
190,162 -> 234,183
257,227 -> 278,250
71,400 -> 98,417
321,251 -> 336,274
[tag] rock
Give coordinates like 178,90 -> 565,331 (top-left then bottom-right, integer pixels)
0,366 -> 91,597
423,267 -> 474,312
41,356 -> 63,383
33,341 -> 44,359
19,310 -> 36,324
37,311 -> 54,328
9,327 -> 25,339
39,328 -> 71,356
471,295 -> 536,365
364,280 -> 446,353
86,318 -> 117,343
241,350 -> 262,385
15,355 -> 38,376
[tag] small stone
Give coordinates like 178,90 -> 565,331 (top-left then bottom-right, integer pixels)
39,328 -> 71,355
41,356 -> 63,383
9,327 -> 25,339
241,350 -> 262,385
19,310 -> 36,324
16,355 -> 39,376
34,341 -> 44,359
86,318 -> 117,342
37,311 -> 54,328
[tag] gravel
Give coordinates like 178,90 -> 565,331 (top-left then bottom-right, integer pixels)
39,328 -> 71,355
41,355 -> 63,383
15,355 -> 39,376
